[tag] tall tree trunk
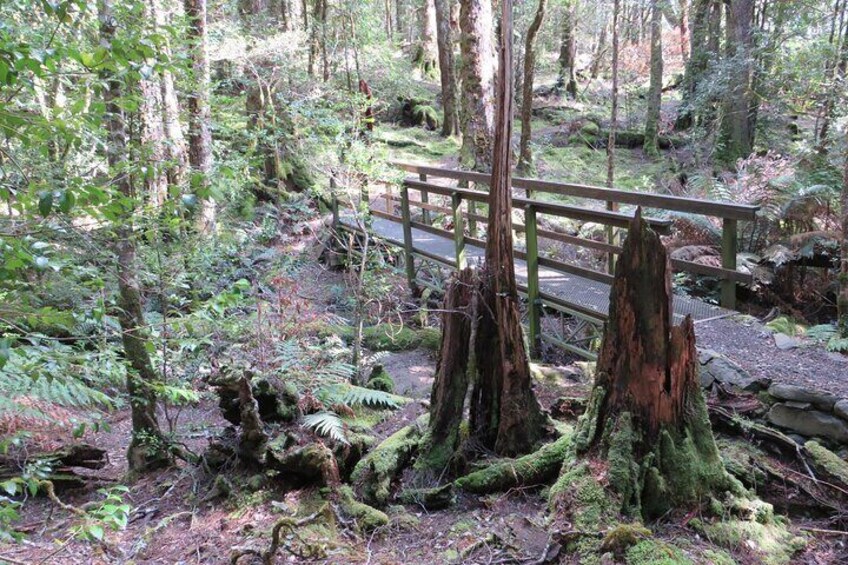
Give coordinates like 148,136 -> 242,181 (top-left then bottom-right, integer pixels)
644,0 -> 663,157
718,0 -> 755,164
415,0 -> 439,76
459,0 -> 495,171
98,0 -> 171,472
434,0 -> 460,136
153,0 -> 188,191
607,0 -> 620,189
590,22 -> 608,79
185,0 -> 216,232
138,74 -> 169,205
677,0 -> 710,129
818,0 -> 848,151
517,0 -> 547,174
840,129 -> 848,337
556,0 -> 578,98
474,0 -> 543,456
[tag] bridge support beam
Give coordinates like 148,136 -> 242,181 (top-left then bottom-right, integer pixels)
451,193 -> 467,270
525,204 -> 541,358
721,218 -> 737,309
400,184 -> 418,295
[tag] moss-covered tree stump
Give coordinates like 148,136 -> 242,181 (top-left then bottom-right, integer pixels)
552,211 -> 742,525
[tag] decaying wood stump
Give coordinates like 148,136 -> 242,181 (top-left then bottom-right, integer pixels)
553,210 -> 737,521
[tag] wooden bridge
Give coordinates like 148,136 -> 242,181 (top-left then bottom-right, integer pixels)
333,163 -> 760,359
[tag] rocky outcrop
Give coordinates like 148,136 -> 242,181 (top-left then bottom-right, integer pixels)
698,349 -> 770,392
767,404 -> 848,444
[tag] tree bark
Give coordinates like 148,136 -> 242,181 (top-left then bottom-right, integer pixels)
607,0 -> 620,189
458,0 -> 495,171
474,0 -> 543,456
718,0 -> 755,163
644,0 -> 663,157
553,211 -> 735,521
138,73 -> 169,205
556,0 -> 578,98
99,0 -> 171,472
517,0 -> 547,174
184,0 -> 216,232
414,0 -> 439,76
590,23 -> 608,79
818,0 -> 848,151
840,129 -> 848,337
434,0 -> 460,136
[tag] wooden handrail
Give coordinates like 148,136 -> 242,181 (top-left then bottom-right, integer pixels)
393,161 -> 760,220
404,179 -> 673,234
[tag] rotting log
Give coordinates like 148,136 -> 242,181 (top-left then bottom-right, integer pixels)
0,444 -> 107,490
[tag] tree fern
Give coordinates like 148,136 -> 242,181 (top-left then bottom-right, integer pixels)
301,411 -> 348,445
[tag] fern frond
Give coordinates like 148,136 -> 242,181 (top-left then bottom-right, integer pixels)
807,324 -> 837,343
826,337 -> 848,353
316,383 -> 408,410
315,361 -> 356,381
302,411 -> 348,445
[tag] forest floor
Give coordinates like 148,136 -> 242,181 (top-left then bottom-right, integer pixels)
2,222 -> 846,565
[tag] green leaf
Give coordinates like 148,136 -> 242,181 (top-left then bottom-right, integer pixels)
87,524 -> 104,540
38,191 -> 53,217
58,190 -> 75,213
1,480 -> 18,496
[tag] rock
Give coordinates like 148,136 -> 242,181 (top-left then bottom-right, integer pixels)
784,401 -> 812,410
773,333 -> 801,350
580,120 -> 600,136
834,400 -> 848,421
767,404 -> 848,444
767,384 -> 836,411
699,350 -> 769,392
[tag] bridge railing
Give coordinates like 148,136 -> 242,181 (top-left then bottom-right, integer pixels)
384,162 -> 759,311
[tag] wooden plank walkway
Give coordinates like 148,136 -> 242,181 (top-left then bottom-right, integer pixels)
341,215 -> 734,325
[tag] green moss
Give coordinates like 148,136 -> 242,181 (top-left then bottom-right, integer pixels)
700,549 -> 738,565
316,323 -> 421,351
573,387 -> 606,453
605,412 -> 641,516
418,327 -> 442,351
350,416 -> 426,506
398,484 -> 454,510
804,440 -> 848,484
366,365 -> 395,393
338,486 -> 389,531
694,519 -> 805,565
625,539 -> 693,565
454,431 -> 573,494
600,523 -> 651,556
717,439 -> 769,489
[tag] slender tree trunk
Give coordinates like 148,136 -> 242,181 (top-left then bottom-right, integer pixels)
644,0 -> 663,157
434,0 -> 460,136
819,0 -> 847,150
679,0 -> 689,64
556,0 -> 578,98
152,0 -> 188,191
677,0 -> 710,128
415,0 -> 439,76
474,0 -> 543,456
185,0 -> 216,232
99,0 -> 170,472
459,0 -> 495,171
607,0 -> 620,189
840,129 -> 848,337
590,23 -> 608,79
517,0 -> 547,174
718,0 -> 755,163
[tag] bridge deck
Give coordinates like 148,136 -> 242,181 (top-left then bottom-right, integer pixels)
341,216 -> 733,325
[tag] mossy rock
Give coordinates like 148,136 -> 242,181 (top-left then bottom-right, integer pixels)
366,364 -> 395,393
339,486 -> 389,531
625,539 -> 693,565
691,518 -> 805,565
418,327 -> 442,351
804,440 -> 848,485
600,523 -> 651,557
322,324 -> 422,352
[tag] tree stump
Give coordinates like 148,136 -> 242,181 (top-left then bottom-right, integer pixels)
553,210 -> 738,522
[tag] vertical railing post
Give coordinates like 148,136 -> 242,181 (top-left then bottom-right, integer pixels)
721,218 -> 738,309
419,172 -> 430,225
330,176 -> 339,230
451,192 -> 467,270
525,204 -> 541,358
467,182 -> 478,237
606,201 -> 618,273
400,183 -> 418,294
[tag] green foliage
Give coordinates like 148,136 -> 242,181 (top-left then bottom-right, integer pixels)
317,383 -> 407,410
302,411 -> 349,445
73,486 -> 132,542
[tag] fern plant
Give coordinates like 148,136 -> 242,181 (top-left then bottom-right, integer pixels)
302,411 -> 348,445
317,382 -> 407,410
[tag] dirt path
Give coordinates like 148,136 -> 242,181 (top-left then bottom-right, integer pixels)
697,316 -> 848,398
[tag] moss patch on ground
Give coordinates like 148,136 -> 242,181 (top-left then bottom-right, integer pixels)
804,440 -> 848,484
691,518 -> 805,565
625,539 -> 693,565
